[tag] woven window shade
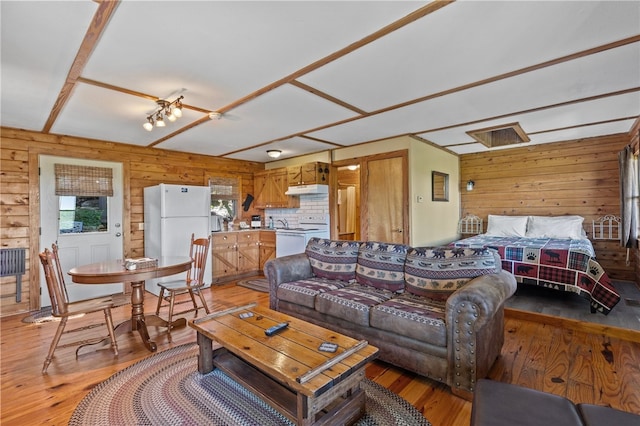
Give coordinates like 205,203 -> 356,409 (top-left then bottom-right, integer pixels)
54,164 -> 113,196
210,177 -> 239,200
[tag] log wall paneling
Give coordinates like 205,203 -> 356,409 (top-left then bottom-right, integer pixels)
0,127 -> 264,317
460,133 -> 637,282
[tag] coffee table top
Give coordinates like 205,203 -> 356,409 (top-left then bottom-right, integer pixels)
189,304 -> 378,397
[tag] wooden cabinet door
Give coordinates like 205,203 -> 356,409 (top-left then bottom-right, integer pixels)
253,172 -> 269,209
287,166 -> 301,186
259,231 -> 276,271
212,233 -> 238,280
237,231 -> 260,273
300,163 -> 318,184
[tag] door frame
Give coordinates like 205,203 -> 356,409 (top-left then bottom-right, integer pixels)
332,149 -> 409,244
28,149 -> 131,311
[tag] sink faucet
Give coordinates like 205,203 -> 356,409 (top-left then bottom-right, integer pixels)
277,219 -> 289,229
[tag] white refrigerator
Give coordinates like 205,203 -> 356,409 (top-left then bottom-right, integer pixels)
144,184 -> 211,295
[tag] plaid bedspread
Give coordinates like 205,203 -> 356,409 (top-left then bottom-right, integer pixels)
453,235 -> 620,315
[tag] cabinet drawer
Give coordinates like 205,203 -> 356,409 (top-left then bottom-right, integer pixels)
259,230 -> 276,244
237,231 -> 260,245
212,233 -> 237,247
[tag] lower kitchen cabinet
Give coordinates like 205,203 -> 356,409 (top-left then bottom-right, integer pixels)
212,230 -> 272,283
259,230 -> 276,271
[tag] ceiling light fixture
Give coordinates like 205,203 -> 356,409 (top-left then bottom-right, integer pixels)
143,95 -> 184,131
267,150 -> 282,158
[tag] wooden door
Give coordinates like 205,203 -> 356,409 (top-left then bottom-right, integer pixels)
362,152 -> 408,244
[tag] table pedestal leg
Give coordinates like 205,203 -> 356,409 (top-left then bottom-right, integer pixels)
129,280 -> 157,352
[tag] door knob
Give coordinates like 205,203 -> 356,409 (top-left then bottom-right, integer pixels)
393,228 -> 403,233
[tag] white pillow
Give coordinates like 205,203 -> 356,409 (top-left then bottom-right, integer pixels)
525,215 -> 586,239
485,215 -> 529,237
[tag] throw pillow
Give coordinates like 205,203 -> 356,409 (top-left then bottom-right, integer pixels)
356,241 -> 409,292
305,238 -> 360,281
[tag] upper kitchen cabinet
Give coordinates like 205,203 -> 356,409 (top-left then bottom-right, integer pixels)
287,162 -> 329,186
253,168 -> 300,209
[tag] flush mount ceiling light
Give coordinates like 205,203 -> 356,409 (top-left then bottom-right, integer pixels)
267,150 -> 282,158
143,95 -> 184,131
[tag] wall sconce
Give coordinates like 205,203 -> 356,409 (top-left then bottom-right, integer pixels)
143,95 -> 184,131
466,180 -> 475,191
267,150 -> 282,158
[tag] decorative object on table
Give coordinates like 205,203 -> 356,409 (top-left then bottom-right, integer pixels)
124,257 -> 157,270
69,343 -> 431,426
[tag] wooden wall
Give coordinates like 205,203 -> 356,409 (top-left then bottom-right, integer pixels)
460,133 -> 636,282
0,127 -> 264,317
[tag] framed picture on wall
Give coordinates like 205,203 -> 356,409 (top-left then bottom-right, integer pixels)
432,171 -> 449,202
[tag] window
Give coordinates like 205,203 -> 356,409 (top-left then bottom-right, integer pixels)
210,177 -> 239,220
59,196 -> 108,234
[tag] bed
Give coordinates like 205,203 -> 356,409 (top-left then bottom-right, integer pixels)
453,215 -> 621,315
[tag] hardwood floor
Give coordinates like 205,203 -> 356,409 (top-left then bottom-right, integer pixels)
2,280 -> 639,426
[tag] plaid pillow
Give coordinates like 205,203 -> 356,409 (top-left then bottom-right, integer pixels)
355,241 -> 409,292
404,246 -> 501,301
305,238 -> 360,281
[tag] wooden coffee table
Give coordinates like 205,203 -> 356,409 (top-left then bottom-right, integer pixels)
189,303 -> 378,426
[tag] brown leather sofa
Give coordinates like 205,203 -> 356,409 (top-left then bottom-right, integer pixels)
264,238 -> 517,400
472,379 -> 640,425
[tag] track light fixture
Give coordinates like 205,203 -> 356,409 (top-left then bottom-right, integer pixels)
143,95 -> 184,131
267,150 -> 282,158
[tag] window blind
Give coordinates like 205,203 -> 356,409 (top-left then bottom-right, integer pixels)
54,164 -> 114,197
209,177 -> 239,200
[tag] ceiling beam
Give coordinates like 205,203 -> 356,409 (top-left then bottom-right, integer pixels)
42,0 -> 120,133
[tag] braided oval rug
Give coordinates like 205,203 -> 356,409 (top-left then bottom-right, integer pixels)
70,343 -> 431,426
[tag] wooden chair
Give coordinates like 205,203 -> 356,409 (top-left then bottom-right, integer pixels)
39,247 -> 118,373
155,234 -> 211,342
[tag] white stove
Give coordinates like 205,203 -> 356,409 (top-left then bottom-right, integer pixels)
276,215 -> 330,257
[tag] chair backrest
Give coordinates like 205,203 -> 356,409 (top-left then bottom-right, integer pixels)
39,248 -> 69,316
187,233 -> 211,286
50,243 -> 70,302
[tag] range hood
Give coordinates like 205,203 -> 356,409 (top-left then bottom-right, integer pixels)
285,184 -> 329,195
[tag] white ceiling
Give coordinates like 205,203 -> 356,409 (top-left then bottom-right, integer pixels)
2,1 -> 639,163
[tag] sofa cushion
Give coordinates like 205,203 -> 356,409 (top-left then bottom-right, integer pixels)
277,277 -> 348,309
305,238 -> 360,281
315,284 -> 396,327
404,247 -> 501,301
356,241 -> 409,292
370,293 -> 447,347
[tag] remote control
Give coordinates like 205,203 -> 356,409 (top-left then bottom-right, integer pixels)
264,322 -> 289,336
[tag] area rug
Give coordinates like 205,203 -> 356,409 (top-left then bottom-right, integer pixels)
69,343 -> 430,426
236,278 -> 269,293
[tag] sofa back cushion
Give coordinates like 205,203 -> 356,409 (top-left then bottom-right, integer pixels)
305,238 -> 360,281
404,246 -> 501,301
356,241 -> 409,292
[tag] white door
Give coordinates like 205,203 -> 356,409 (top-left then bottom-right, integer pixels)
39,156 -> 124,306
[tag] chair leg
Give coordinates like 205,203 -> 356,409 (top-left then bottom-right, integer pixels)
167,291 -> 176,343
103,308 -> 119,356
155,288 -> 165,315
187,288 -> 198,310
196,288 -> 210,314
42,317 -> 68,374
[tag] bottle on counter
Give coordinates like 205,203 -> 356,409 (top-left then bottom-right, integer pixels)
268,216 -> 274,229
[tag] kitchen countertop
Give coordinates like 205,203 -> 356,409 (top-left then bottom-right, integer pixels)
213,228 -> 276,233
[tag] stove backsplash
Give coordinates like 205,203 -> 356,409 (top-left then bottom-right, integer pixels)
264,193 -> 329,228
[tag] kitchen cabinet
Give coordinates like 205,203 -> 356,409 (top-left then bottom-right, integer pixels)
211,230 -> 271,283
211,233 -> 238,281
259,230 -> 276,271
287,162 -> 329,186
237,231 -> 260,274
253,168 -> 300,209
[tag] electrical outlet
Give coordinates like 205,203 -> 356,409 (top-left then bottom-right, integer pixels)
417,195 -> 424,203
138,223 -> 144,230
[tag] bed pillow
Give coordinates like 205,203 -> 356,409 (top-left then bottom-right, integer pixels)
485,215 -> 528,237
525,215 -> 585,239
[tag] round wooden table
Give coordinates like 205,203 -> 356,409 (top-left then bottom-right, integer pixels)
69,256 -> 192,352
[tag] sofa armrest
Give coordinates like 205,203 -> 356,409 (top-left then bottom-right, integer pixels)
446,270 -> 517,327
445,270 -> 517,399
264,254 -> 314,310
